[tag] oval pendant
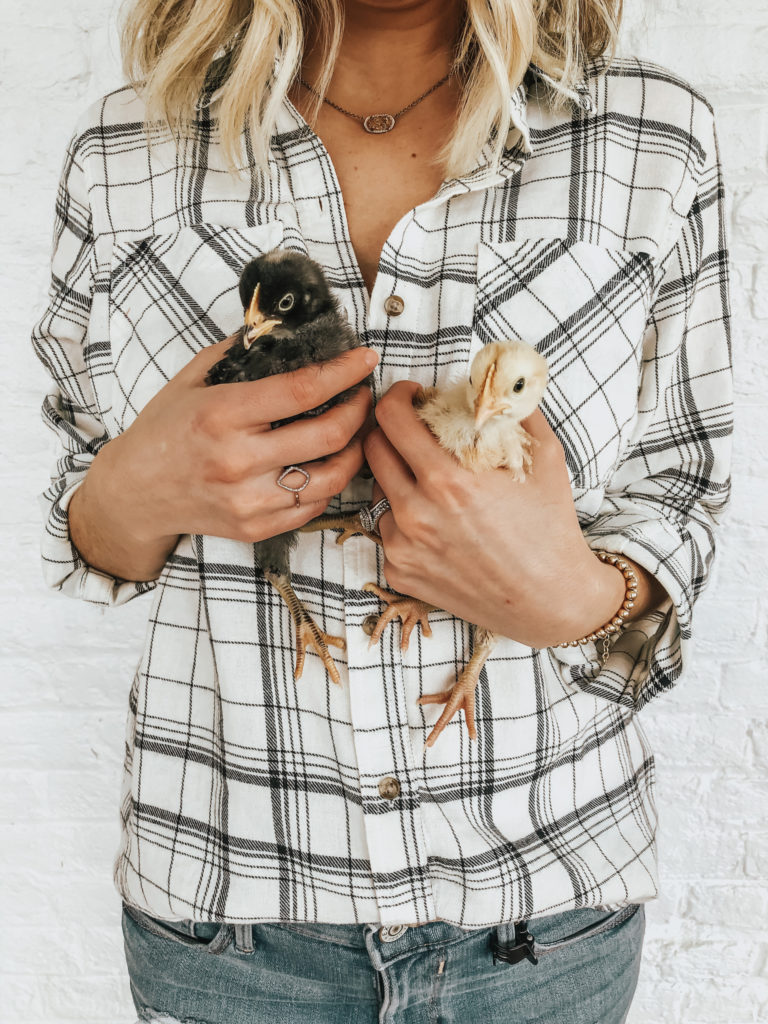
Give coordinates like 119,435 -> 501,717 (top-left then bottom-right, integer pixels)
363,113 -> 396,134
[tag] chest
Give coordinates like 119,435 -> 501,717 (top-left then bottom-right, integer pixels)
290,89 -> 456,295
88,105 -> 676,502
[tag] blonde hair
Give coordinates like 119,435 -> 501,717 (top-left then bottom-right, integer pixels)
121,0 -> 622,177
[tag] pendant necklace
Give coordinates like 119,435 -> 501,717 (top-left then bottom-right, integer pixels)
298,70 -> 454,134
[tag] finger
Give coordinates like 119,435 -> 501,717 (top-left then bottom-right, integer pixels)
266,437 -> 366,512
266,386 -> 373,464
518,405 -> 554,441
178,335 -> 245,384
364,426 -> 416,507
374,380 -> 450,480
211,347 -> 379,426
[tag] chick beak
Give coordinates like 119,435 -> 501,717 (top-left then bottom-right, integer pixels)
243,283 -> 282,350
473,362 -> 502,431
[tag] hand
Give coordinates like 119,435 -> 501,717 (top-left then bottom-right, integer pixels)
102,338 -> 379,546
364,381 -> 629,649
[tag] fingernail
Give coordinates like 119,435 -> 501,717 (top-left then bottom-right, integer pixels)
363,348 -> 379,368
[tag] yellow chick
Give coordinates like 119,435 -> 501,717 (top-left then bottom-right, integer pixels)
400,340 -> 549,746
415,340 -> 549,478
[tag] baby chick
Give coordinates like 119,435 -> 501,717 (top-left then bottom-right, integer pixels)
206,249 -> 367,684
409,340 -> 549,746
416,340 -> 549,478
359,340 -> 549,747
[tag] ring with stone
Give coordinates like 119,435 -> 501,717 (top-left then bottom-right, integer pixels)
277,465 -> 311,508
359,497 -> 391,536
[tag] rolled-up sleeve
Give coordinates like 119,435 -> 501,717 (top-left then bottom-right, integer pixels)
550,108 -> 733,712
32,135 -> 158,606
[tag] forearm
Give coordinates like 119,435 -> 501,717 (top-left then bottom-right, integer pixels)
68,436 -> 180,582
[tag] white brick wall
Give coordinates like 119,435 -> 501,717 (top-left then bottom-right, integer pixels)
1,2 -> 765,1021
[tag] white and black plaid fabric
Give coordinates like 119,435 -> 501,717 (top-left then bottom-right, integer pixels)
33,57 -> 732,926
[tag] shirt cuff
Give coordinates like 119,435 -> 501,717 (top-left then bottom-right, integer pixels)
546,519 -> 687,712
38,469 -> 159,607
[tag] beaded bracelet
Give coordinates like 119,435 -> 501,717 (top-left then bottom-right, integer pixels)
556,551 -> 639,665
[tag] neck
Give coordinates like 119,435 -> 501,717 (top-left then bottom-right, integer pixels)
302,0 -> 464,103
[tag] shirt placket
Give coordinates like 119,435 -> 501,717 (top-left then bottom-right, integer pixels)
275,99 -> 530,924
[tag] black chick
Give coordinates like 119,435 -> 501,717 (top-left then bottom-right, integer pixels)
205,249 -> 367,684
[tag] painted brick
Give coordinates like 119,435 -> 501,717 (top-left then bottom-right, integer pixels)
3,3 -> 765,1023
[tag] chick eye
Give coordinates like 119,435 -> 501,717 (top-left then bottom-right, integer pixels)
513,377 -> 525,393
278,292 -> 295,312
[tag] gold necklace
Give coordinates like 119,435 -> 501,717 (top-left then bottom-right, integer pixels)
298,70 -> 453,134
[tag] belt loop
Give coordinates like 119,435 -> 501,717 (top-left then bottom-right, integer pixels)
234,923 -> 255,954
207,924 -> 235,955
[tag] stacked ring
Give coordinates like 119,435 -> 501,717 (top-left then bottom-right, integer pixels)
359,498 -> 391,536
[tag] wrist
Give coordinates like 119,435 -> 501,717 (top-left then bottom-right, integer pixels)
70,437 -> 179,582
529,551 -> 626,650
94,432 -> 176,547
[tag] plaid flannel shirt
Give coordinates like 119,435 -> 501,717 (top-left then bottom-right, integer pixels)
32,57 -> 732,926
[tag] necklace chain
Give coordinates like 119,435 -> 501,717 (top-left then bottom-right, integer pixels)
298,70 -> 453,134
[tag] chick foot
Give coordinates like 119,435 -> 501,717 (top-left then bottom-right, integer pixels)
362,583 -> 436,650
417,627 -> 498,748
264,571 -> 346,684
301,513 -> 383,546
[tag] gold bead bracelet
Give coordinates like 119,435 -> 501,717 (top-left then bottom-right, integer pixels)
556,551 -> 639,665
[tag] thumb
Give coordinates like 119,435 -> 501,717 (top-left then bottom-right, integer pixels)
178,334 -> 240,387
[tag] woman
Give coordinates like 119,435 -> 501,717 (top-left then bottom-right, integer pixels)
32,0 -> 732,1021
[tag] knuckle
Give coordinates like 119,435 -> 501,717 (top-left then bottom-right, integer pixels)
301,501 -> 328,526
288,373 -> 317,411
424,466 -> 464,510
191,399 -> 226,441
374,391 -> 394,424
232,523 -> 257,543
216,454 -> 246,483
542,433 -> 565,465
228,492 -> 256,524
321,417 -> 350,453
363,426 -> 383,459
325,460 -> 352,497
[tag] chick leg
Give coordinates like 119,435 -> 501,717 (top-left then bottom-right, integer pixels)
300,513 -> 383,546
417,627 -> 498,748
264,571 -> 346,685
361,583 -> 437,650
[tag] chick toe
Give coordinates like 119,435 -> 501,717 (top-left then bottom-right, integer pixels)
418,627 -> 498,747
265,570 -> 346,684
362,584 -> 436,649
301,513 -> 383,546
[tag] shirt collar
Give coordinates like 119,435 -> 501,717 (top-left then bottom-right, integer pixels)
506,63 -> 595,156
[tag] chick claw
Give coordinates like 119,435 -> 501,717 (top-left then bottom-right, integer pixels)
417,627 -> 498,748
294,620 -> 346,685
362,584 -> 436,650
301,513 -> 383,546
264,570 -> 346,685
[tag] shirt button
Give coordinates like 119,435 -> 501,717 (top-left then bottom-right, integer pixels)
362,614 -> 379,636
378,776 -> 401,801
384,295 -> 404,316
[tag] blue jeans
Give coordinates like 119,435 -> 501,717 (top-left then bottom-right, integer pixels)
122,901 -> 645,1023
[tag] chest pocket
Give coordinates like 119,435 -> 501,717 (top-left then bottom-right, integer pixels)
473,238 -> 655,490
106,221 -> 285,430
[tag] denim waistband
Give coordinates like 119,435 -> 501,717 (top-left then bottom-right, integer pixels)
122,900 -> 641,968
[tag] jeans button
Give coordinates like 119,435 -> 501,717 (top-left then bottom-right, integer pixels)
379,924 -> 408,942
